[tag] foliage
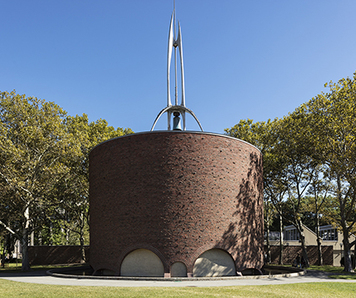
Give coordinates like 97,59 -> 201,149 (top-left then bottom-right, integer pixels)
0,91 -> 74,270
0,90 -> 133,269
226,71 -> 356,271
303,73 -> 356,272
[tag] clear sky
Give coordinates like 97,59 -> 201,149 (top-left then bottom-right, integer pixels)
1,0 -> 356,134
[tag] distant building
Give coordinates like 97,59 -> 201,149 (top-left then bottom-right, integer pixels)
266,225 -> 356,266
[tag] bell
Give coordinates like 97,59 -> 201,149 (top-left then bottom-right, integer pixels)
173,112 -> 182,131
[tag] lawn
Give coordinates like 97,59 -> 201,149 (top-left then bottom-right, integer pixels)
267,264 -> 356,280
307,265 -> 356,280
307,265 -> 347,273
1,264 -> 356,297
1,279 -> 356,298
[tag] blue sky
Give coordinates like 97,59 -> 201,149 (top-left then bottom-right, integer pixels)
1,0 -> 356,134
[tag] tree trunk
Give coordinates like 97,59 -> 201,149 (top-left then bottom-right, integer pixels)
316,213 -> 323,266
342,227 -> 353,272
21,228 -> 30,271
80,235 -> 85,263
336,175 -> 354,272
21,207 -> 31,271
79,213 -> 86,263
38,229 -> 42,246
265,212 -> 271,264
279,214 -> 283,265
299,234 -> 310,268
66,228 -> 69,245
297,220 -> 310,268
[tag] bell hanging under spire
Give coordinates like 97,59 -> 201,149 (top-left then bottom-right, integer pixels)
173,112 -> 182,130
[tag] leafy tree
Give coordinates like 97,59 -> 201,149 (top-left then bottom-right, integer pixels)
0,91 -> 134,269
265,181 -> 288,265
305,74 -> 356,272
270,106 -> 324,268
226,72 -> 356,271
303,167 -> 332,266
0,91 -> 73,270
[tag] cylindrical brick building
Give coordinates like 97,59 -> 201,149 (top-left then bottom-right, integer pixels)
89,131 -> 263,277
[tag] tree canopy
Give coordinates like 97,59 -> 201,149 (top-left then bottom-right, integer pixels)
0,90 -> 133,270
226,71 -> 356,272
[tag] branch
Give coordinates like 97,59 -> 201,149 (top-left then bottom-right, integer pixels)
349,239 -> 356,249
0,220 -> 20,239
0,170 -> 27,203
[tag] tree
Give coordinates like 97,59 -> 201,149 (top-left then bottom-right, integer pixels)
305,74 -> 356,272
0,91 -> 134,269
0,91 -> 74,270
271,107 -> 323,268
226,72 -> 356,271
303,167 -> 332,266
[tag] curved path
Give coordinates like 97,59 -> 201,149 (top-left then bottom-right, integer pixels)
1,271 -> 356,287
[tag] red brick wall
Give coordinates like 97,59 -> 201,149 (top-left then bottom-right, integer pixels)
89,131 -> 264,275
266,245 -> 333,265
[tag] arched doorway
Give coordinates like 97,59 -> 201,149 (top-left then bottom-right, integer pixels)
171,262 -> 187,277
121,248 -> 164,277
193,248 -> 236,277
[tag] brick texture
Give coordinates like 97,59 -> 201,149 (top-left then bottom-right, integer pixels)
89,131 -> 264,275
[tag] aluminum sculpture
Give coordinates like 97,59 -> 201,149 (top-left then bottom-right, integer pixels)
151,8 -> 203,131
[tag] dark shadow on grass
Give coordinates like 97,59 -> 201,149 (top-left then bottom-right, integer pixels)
0,270 -> 48,278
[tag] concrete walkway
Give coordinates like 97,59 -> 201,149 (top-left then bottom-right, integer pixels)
1,270 -> 356,287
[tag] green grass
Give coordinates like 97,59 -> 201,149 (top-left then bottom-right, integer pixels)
268,264 -> 356,277
0,261 -> 21,270
307,265 -> 356,279
328,274 -> 356,280
307,265 -> 345,273
0,280 -> 356,298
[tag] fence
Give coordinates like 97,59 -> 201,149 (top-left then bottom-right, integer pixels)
28,245 -> 90,265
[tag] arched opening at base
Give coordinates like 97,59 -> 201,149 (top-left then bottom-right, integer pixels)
171,262 -> 187,277
193,248 -> 236,277
121,248 -> 164,277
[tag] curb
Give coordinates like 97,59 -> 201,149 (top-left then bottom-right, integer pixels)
47,266 -> 305,281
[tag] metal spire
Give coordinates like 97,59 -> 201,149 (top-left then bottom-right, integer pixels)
151,2 -> 203,132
